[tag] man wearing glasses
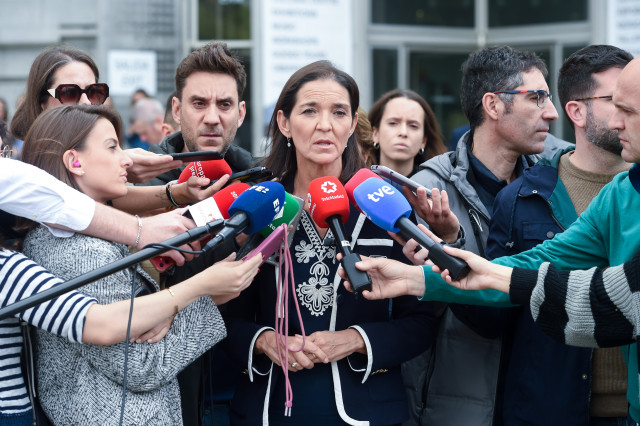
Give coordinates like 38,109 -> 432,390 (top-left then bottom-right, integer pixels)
485,45 -> 633,426
405,46 -> 561,426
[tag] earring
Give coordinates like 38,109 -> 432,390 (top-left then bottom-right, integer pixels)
373,142 -> 379,149
419,147 -> 425,154
287,138 -> 291,148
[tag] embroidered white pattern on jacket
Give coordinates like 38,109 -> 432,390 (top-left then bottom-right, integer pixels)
294,213 -> 336,317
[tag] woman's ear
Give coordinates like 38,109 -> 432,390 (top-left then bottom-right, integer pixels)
372,127 -> 380,143
349,111 -> 358,136
63,149 -> 84,176
277,110 -> 291,138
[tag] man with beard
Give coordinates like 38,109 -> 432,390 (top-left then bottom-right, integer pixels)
406,46 -> 561,426
484,45 -> 632,425
140,42 -> 254,426
144,42 -> 253,186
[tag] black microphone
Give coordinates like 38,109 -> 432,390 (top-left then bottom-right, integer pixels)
0,219 -> 225,321
307,176 -> 372,294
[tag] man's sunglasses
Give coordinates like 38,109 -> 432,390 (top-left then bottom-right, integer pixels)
46,83 -> 109,105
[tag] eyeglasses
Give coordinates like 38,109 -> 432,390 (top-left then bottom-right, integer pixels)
475,89 -> 552,109
46,83 -> 109,105
492,90 -> 552,108
573,95 -> 613,102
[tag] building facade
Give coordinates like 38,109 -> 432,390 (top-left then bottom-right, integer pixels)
1,0 -> 635,155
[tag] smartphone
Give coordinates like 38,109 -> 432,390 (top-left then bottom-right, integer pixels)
204,167 -> 274,189
243,224 -> 287,266
371,165 -> 431,196
228,167 -> 273,184
171,150 -> 223,162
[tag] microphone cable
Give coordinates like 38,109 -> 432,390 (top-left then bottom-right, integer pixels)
118,267 -> 138,426
143,242 -> 206,256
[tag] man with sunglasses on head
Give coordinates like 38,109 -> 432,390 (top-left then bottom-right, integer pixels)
405,46 -> 565,426
139,41 -> 254,426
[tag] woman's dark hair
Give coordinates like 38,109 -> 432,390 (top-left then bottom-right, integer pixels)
368,89 -> 447,171
21,104 -> 122,191
262,60 -> 364,184
11,46 -> 99,140
17,105 -> 122,231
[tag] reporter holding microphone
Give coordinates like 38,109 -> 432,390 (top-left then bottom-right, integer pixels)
17,105 -> 263,426
221,60 -> 440,425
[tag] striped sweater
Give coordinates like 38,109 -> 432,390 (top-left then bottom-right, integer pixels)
510,249 -> 640,348
0,249 -> 96,417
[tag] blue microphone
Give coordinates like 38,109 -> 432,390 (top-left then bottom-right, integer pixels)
203,181 -> 286,253
353,178 -> 470,280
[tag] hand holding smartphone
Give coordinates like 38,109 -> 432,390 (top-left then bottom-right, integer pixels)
371,165 -> 431,196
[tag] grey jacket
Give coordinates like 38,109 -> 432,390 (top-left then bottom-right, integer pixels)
404,131 -> 570,425
23,226 -> 226,425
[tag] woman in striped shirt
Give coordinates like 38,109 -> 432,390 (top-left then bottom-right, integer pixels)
0,248 -> 259,425
4,105 -> 261,425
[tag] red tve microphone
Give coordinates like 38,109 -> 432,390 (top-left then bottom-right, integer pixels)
178,159 -> 232,183
307,176 -> 372,294
344,168 -> 382,211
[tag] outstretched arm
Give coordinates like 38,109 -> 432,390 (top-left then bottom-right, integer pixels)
83,253 -> 262,345
112,174 -> 230,214
124,148 -> 182,184
339,255 -> 426,299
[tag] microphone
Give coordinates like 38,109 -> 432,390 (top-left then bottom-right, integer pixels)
186,182 -> 250,226
178,159 -> 232,183
345,168 -> 382,211
151,182 -> 250,272
352,178 -> 470,280
236,192 -> 304,262
203,181 -> 286,253
0,219 -> 226,321
307,176 -> 372,294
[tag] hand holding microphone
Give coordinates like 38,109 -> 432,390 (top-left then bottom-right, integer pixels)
166,159 -> 232,206
151,182 -> 250,271
351,178 -> 470,281
307,176 -> 372,294
202,181 -> 286,253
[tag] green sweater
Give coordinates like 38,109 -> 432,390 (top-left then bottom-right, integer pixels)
421,166 -> 640,421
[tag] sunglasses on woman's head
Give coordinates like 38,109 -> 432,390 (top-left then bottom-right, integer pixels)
46,83 -> 109,105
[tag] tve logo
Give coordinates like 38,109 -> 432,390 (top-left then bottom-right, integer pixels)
367,185 -> 396,202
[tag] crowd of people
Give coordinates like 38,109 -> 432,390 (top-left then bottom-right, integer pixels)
1,37 -> 639,426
